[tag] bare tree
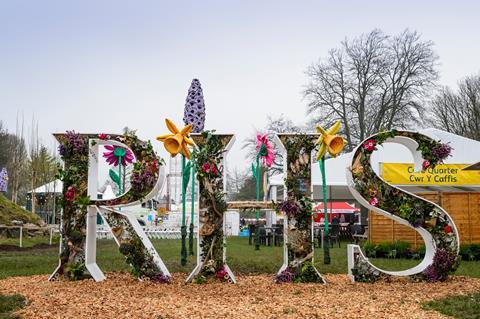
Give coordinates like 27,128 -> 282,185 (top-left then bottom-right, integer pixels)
304,29 -> 439,150
28,118 -> 41,214
428,74 -> 480,140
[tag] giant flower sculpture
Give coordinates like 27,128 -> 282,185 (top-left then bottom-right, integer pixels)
157,119 -> 194,159
103,146 -> 134,166
315,120 -> 345,265
256,133 -> 275,167
183,79 -> 206,133
252,132 -> 275,250
315,120 -> 345,160
0,168 -> 8,193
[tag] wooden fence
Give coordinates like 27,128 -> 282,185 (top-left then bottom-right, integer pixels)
369,192 -> 480,248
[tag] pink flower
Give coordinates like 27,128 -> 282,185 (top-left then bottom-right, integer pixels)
98,133 -> 109,140
211,165 -> 217,174
202,163 -> 211,173
103,145 -> 134,167
422,160 -> 431,170
256,133 -> 275,167
215,266 -> 228,280
369,197 -> 379,207
65,186 -> 76,202
363,139 -> 376,152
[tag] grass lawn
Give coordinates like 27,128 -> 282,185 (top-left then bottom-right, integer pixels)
1,237 -> 480,279
422,292 -> 480,319
0,294 -> 26,319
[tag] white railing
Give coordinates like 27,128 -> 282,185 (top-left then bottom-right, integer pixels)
96,225 -> 190,240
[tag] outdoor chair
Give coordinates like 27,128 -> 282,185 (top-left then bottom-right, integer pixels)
248,224 -> 256,245
259,226 -> 270,246
273,225 -> 283,246
329,223 -> 341,248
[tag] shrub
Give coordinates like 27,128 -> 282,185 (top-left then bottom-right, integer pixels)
362,241 -> 378,258
363,241 -> 413,259
460,244 -> 480,261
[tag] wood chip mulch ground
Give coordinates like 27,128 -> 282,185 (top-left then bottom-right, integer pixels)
1,273 -> 480,319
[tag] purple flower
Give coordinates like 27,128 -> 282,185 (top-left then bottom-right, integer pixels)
279,199 -> 300,219
275,268 -> 294,283
432,143 -> 452,162
0,168 -> 8,193
183,78 -> 206,133
151,274 -> 171,284
58,130 -> 86,158
58,144 -> 66,156
412,219 -> 423,228
131,170 -> 156,194
65,130 -> 85,151
422,248 -> 457,282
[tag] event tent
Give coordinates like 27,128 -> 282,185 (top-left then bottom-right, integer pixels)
268,128 -> 480,201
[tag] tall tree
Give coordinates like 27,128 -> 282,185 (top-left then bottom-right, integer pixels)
304,29 -> 439,150
28,118 -> 41,214
428,74 -> 480,140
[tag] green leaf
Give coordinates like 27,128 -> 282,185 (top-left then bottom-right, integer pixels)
109,169 -> 121,186
251,163 -> 256,180
182,162 -> 191,192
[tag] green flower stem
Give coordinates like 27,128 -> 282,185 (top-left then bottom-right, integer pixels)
189,156 -> 195,256
319,157 -> 331,264
118,156 -> 122,195
181,155 -> 187,266
255,153 -> 261,251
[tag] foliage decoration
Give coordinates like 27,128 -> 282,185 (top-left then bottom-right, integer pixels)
350,130 -> 459,282
52,130 -> 165,282
275,134 -> 324,284
190,131 -> 234,283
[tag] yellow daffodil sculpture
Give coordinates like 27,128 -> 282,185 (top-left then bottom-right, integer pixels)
315,120 -> 345,160
157,119 -> 194,159
316,119 -> 345,265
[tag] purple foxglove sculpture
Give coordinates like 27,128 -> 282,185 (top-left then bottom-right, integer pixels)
0,168 -> 8,193
183,78 -> 206,133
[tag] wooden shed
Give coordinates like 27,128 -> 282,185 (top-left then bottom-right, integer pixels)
369,192 -> 480,248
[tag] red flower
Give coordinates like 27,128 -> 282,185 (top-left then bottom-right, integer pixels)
211,165 -> 217,174
215,267 -> 228,280
202,163 -> 211,173
65,186 -> 76,202
422,160 -> 431,170
363,139 -> 376,152
98,133 -> 109,140
444,225 -> 453,234
369,197 -> 379,207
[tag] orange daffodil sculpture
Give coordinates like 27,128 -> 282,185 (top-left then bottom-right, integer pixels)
315,120 -> 345,160
157,119 -> 194,159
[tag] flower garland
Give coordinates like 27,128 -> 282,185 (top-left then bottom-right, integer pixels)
191,131 -> 233,283
275,134 -> 324,284
53,131 -> 165,281
350,130 -> 459,282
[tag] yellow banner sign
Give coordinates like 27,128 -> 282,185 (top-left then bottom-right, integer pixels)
381,163 -> 480,185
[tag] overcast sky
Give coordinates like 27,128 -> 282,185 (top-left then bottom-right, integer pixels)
1,0 -> 480,171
